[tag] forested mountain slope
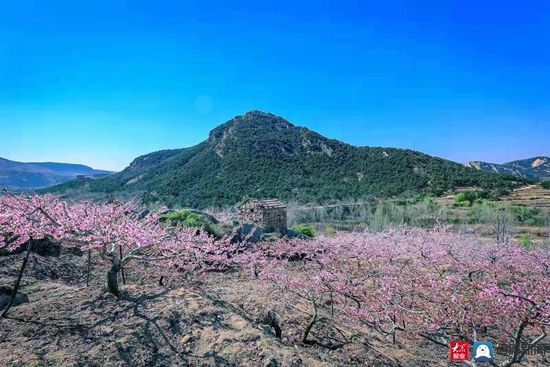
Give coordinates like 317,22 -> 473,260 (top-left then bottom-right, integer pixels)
46,111 -> 526,208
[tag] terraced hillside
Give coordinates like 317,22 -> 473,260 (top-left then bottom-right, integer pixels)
502,185 -> 550,209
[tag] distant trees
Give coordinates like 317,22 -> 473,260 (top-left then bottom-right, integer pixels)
288,197 -> 447,233
369,198 -> 447,231
541,180 -> 550,190
510,205 -> 545,226
45,122 -> 527,209
481,203 -> 517,242
465,202 -> 517,242
369,201 -> 403,231
453,190 -> 488,207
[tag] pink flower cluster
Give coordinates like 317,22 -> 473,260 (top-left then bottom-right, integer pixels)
236,227 -> 550,346
2,192 -> 548,356
0,193 -> 220,270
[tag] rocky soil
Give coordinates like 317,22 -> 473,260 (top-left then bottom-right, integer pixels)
0,251 -> 548,366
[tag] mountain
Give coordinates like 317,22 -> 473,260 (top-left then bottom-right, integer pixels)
0,157 -> 113,190
46,111 -> 527,208
465,157 -> 550,180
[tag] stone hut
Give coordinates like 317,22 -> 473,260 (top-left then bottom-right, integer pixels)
238,199 -> 287,232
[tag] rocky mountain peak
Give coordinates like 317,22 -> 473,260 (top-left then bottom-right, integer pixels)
208,110 -> 294,142
465,156 -> 550,180
531,157 -> 548,168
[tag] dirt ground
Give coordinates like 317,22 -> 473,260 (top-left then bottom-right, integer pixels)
0,251 -> 548,367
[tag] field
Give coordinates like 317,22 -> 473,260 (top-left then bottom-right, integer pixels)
503,185 -> 550,209
1,193 -> 549,367
283,184 -> 550,243
436,185 -> 550,241
0,251 -> 414,367
1,238 -> 549,367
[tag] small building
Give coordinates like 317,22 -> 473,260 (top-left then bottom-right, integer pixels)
238,199 -> 287,232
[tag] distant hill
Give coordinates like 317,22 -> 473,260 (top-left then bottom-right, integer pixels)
0,157 -> 113,189
46,111 -> 527,208
465,157 -> 550,180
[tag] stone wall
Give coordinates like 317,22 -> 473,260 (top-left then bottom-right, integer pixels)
238,201 -> 287,231
261,207 -> 287,231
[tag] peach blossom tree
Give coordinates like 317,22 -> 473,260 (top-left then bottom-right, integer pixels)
0,193 -> 220,301
238,228 -> 549,366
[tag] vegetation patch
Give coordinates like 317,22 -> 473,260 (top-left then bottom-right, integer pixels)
290,224 -> 316,238
160,209 -> 222,238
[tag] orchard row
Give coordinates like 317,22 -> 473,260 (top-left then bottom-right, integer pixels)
1,193 -> 548,367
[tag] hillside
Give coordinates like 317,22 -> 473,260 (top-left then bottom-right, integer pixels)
465,157 -> 550,180
0,157 -> 113,189
46,111 -> 526,208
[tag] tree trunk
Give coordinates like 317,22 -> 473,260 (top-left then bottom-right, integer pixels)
265,309 -> 282,339
272,319 -> 282,339
119,245 -> 126,285
1,240 -> 32,318
86,250 -> 91,287
392,315 -> 397,344
302,300 -> 318,344
107,262 -> 121,297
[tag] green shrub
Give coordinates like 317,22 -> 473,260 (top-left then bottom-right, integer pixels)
291,224 -> 316,238
203,222 -> 222,238
541,181 -> 550,189
453,191 -> 488,207
454,192 -> 469,207
467,205 -> 483,223
394,198 -> 408,206
324,226 -> 336,236
160,209 -> 221,238
511,205 -> 544,226
516,234 -> 533,249
24,283 -> 42,294
486,187 -> 510,200
369,201 -> 404,231
448,216 -> 462,225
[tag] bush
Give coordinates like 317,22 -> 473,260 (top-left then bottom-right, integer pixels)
324,226 -> 336,236
454,192 -> 470,207
291,224 -> 316,238
160,209 -> 221,238
453,191 -> 487,207
541,181 -> 550,189
467,204 -> 483,224
510,205 -> 544,226
369,201 -> 404,231
516,234 -> 533,249
486,187 -> 511,200
448,216 -> 462,225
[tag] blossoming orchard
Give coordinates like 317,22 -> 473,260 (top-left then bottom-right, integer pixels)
1,193 -> 548,367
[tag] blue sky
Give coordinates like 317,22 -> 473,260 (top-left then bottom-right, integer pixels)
1,0 -> 549,171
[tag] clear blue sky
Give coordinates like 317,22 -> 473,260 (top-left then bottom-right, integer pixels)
1,0 -> 549,171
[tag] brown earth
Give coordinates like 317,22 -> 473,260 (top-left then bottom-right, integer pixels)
0,252 -> 548,367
